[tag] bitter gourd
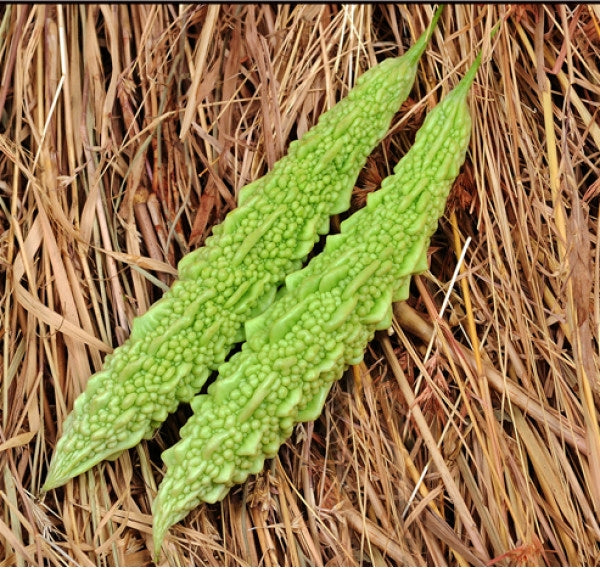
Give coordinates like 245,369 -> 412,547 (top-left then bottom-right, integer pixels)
42,9 -> 443,492
152,51 -> 481,557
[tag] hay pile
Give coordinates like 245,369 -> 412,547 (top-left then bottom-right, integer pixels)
1,4 -> 600,566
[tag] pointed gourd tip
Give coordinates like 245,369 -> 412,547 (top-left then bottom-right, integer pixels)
405,4 -> 444,63
42,448 -> 104,492
430,4 -> 445,35
466,50 -> 483,84
425,5 -> 444,44
153,510 -> 179,562
41,466 -> 65,493
42,471 -> 73,492
153,535 -> 163,563
490,19 -> 502,41
453,50 -> 482,98
152,505 -> 166,560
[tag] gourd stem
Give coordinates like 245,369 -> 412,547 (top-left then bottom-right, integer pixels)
405,4 -> 444,65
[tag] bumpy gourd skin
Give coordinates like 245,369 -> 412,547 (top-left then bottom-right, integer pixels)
41,16 -> 443,493
152,53 -> 480,555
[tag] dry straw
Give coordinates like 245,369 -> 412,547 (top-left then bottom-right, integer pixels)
1,4 -> 600,566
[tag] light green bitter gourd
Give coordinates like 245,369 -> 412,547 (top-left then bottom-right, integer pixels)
42,9 -> 443,492
152,51 -> 481,556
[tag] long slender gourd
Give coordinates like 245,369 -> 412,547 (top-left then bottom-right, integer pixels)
152,51 -> 481,557
42,9 -> 443,492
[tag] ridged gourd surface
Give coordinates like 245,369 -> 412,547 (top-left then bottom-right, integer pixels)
152,56 -> 478,553
42,38 -> 432,492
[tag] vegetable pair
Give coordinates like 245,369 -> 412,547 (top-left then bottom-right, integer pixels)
42,5 -> 481,560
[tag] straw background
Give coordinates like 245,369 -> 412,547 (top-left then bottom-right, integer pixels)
1,4 -> 600,566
